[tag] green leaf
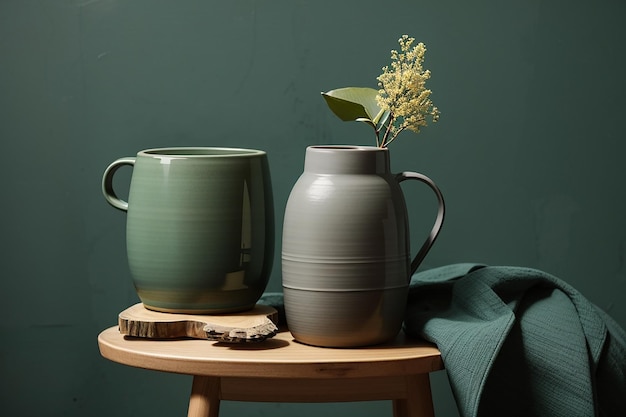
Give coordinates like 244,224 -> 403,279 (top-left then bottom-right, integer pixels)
321,87 -> 383,126
374,109 -> 391,130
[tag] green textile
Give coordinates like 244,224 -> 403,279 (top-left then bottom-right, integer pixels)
405,264 -> 626,417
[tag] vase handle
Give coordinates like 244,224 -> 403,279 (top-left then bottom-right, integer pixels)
396,171 -> 446,275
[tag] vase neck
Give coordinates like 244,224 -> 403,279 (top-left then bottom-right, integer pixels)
304,146 -> 390,174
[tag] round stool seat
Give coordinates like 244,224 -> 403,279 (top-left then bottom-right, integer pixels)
98,326 -> 443,417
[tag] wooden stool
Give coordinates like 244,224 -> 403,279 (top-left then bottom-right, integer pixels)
98,317 -> 443,416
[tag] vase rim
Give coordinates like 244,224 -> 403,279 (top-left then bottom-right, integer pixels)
303,145 -> 390,175
307,145 -> 387,152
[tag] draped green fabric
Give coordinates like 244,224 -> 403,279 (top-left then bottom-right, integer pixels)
404,264 -> 626,417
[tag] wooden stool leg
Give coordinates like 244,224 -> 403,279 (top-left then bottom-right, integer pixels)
187,376 -> 221,417
393,374 -> 435,417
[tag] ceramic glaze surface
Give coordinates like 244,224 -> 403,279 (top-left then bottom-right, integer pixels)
282,146 -> 444,347
103,147 -> 274,313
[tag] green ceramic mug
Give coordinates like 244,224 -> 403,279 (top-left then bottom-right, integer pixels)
102,147 -> 274,313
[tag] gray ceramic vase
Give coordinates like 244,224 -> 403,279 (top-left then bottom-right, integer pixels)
102,147 -> 274,314
282,145 -> 445,347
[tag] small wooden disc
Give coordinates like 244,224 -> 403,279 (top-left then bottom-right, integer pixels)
118,303 -> 278,343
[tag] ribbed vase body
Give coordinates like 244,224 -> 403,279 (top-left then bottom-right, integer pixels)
282,146 -> 411,347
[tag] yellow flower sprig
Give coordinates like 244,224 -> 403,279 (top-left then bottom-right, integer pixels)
376,35 -> 440,148
321,35 -> 439,148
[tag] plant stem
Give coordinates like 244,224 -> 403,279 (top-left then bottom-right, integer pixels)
380,114 -> 395,148
382,127 -> 404,147
374,129 -> 381,147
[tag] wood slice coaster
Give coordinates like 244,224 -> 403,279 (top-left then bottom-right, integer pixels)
118,303 -> 278,343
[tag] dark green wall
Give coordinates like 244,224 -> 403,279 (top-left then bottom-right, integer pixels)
1,1 -> 624,416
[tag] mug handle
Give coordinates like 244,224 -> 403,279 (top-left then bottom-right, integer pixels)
102,157 -> 135,212
396,171 -> 446,275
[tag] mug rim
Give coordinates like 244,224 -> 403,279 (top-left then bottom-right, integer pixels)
139,147 -> 267,157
